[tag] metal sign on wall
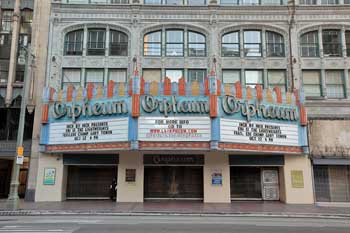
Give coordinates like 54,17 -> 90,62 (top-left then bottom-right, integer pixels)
220,119 -> 299,146
48,118 -> 128,145
138,117 -> 211,142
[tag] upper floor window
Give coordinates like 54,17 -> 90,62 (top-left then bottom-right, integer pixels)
266,31 -> 284,57
325,70 -> 345,99
144,0 -> 183,4
241,0 -> 259,5
188,69 -> 206,83
322,30 -> 342,57
300,0 -> 317,4
245,70 -> 263,88
64,30 -> 84,56
20,9 -> 33,34
300,31 -> 319,57
222,70 -> 240,84
62,68 -> 81,89
110,30 -> 128,56
88,29 -> 106,56
166,30 -> 184,56
85,69 -> 104,87
302,70 -> 322,97
166,69 -> 183,82
244,30 -> 262,57
321,0 -> 339,4
108,69 -> 127,83
220,0 -> 285,5
345,0 -> 350,3
143,29 -> 206,57
143,69 -> 162,83
188,31 -> 206,57
1,10 -> 13,33
267,70 -> 286,91
346,31 -> 350,57
188,0 -> 207,5
144,31 -> 162,56
222,31 -> 240,57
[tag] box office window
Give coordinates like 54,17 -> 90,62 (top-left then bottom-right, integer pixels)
62,68 -> 81,88
268,70 -> 286,91
325,70 -> 345,99
222,70 -> 240,84
302,70 -> 322,97
108,69 -> 126,83
85,69 -> 104,87
143,69 -> 161,83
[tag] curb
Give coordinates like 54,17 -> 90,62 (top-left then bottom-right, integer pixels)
1,210 -> 350,219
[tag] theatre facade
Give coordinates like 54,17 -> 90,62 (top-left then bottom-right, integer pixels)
34,74 -> 313,203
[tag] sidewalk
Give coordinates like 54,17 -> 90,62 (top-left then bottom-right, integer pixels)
1,200 -> 350,218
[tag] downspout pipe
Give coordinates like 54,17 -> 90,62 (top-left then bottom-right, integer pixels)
5,0 -> 21,107
288,0 -> 296,92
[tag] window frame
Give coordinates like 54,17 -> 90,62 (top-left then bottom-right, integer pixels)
165,29 -> 184,57
109,30 -> 128,56
143,30 -> 162,57
267,70 -> 287,91
108,69 -> 127,83
302,70 -> 323,99
266,31 -> 285,57
222,69 -> 241,84
188,69 -> 207,83
87,29 -> 106,56
221,31 -> 240,57
85,68 -> 105,87
142,69 -> 162,83
325,70 -> 345,99
61,68 -> 82,89
243,30 -> 262,57
64,29 -> 84,56
165,69 -> 184,83
244,70 -> 263,88
300,31 -> 319,57
187,31 -> 206,57
345,31 -> 350,57
322,30 -> 342,57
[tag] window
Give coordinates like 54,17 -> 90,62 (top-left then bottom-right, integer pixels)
302,70 -> 322,97
321,0 -> 339,4
166,30 -> 184,56
110,30 -> 128,56
322,30 -> 341,57
222,32 -> 240,57
300,0 -> 317,4
325,70 -> 345,99
15,70 -> 24,83
261,0 -> 283,4
346,31 -> 350,57
244,31 -> 262,57
0,69 -> 8,83
143,69 -> 161,83
244,70 -> 263,88
188,31 -> 206,57
266,31 -> 284,57
108,69 -> 127,83
301,31 -> 319,57
62,69 -> 81,88
85,69 -> 104,87
220,0 -> 239,4
188,0 -> 207,5
20,9 -> 33,34
164,0 -> 183,4
1,10 -> 13,32
222,70 -> 240,84
144,0 -> 162,3
345,0 -> 350,3
188,70 -> 206,83
144,31 -> 162,56
165,69 -> 183,82
267,70 -> 286,91
241,0 -> 259,5
64,30 -> 84,56
87,29 -> 106,55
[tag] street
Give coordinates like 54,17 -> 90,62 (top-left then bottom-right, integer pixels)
0,215 -> 350,233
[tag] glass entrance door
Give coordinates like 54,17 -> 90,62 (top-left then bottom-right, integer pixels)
230,167 -> 262,199
144,166 -> 203,199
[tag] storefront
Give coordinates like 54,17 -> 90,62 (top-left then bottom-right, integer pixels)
35,75 -> 313,204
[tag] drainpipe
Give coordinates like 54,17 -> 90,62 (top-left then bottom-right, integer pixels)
288,0 -> 296,92
5,0 -> 21,107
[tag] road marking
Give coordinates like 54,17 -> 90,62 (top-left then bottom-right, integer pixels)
0,226 -> 75,233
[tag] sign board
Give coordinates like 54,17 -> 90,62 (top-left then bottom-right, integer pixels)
43,168 -> 56,185
291,170 -> 304,188
138,117 -> 211,141
144,154 -> 204,165
16,156 -> 24,165
220,119 -> 299,146
17,146 -> 24,156
48,118 -> 128,145
125,169 -> 136,182
211,171 -> 223,185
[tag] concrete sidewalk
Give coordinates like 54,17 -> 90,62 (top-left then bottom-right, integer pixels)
1,200 -> 350,218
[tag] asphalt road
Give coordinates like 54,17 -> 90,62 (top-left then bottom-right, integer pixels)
0,215 -> 350,233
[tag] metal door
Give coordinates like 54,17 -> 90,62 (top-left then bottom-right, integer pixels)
261,169 -> 279,201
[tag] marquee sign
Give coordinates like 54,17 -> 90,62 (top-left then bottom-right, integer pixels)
220,119 -> 299,146
47,118 -> 128,145
138,116 -> 211,142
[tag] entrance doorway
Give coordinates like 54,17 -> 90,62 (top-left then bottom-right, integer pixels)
144,166 -> 203,200
230,167 -> 279,200
66,166 -> 117,199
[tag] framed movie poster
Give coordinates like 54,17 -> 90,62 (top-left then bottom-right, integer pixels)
43,168 -> 56,185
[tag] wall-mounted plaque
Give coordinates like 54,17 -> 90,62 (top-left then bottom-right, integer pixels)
291,170 -> 304,188
125,169 -> 136,182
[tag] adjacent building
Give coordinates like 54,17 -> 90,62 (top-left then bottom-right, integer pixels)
0,0 -> 34,199
23,0 -> 350,204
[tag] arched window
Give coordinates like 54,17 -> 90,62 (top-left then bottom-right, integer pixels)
166,30 -> 184,56
110,30 -> 128,56
144,31 -> 162,56
188,31 -> 206,57
300,31 -> 319,57
87,28 -> 106,56
244,30 -> 262,57
64,30 -> 84,55
266,31 -> 285,57
222,31 -> 240,57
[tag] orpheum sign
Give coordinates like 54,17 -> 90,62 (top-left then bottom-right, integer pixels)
138,116 -> 211,142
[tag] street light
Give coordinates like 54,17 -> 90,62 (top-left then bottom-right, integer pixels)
6,44 -> 34,210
